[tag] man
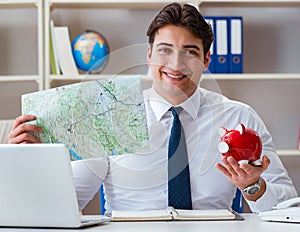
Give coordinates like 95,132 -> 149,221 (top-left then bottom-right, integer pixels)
8,3 -> 297,214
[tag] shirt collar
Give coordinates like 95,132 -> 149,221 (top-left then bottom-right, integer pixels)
147,87 -> 201,121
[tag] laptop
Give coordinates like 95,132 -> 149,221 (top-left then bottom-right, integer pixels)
259,207 -> 300,223
0,143 -> 110,228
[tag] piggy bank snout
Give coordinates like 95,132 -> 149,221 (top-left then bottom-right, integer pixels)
218,141 -> 229,153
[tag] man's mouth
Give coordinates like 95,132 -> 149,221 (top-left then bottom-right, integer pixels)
164,72 -> 187,80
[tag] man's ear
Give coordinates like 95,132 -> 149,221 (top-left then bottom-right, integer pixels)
147,45 -> 152,66
204,51 -> 211,70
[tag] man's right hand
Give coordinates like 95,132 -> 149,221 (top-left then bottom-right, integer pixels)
7,114 -> 42,144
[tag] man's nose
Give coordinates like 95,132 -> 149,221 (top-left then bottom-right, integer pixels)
168,51 -> 186,70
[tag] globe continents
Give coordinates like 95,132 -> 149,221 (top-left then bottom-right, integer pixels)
71,30 -> 109,73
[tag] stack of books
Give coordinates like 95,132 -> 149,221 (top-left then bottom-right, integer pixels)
49,20 -> 78,76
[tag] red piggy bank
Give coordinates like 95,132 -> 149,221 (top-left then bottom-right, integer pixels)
218,123 -> 262,165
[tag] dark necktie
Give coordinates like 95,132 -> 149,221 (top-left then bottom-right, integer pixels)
168,107 -> 192,209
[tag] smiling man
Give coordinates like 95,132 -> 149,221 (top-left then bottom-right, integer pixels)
8,2 -> 297,214
147,10 -> 211,106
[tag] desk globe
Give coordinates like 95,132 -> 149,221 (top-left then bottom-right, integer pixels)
71,30 -> 109,73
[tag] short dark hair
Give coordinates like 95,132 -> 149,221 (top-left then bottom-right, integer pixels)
147,2 -> 214,56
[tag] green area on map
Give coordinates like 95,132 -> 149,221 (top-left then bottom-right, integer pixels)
22,76 -> 148,160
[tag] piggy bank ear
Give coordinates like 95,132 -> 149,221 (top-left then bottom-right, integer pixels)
236,123 -> 246,135
218,127 -> 227,137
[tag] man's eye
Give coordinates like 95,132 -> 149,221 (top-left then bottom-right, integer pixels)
184,50 -> 198,57
158,47 -> 171,54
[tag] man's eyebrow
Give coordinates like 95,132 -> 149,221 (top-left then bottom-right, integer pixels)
156,42 -> 173,47
183,45 -> 200,51
155,43 -> 200,51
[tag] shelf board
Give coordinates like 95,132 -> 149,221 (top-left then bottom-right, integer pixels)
49,73 -> 300,83
0,75 -> 41,82
48,74 -> 149,86
199,0 -> 300,7
48,0 -> 196,9
49,74 -> 118,82
0,0 -> 40,8
202,73 -> 300,80
277,149 -> 300,156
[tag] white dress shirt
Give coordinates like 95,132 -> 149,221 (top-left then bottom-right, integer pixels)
72,87 -> 297,214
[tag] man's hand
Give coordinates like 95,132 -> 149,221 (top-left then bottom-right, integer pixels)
216,155 -> 270,201
7,114 -> 42,144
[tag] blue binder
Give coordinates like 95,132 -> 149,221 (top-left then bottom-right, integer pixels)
204,16 -> 216,73
215,17 -> 229,73
228,16 -> 243,73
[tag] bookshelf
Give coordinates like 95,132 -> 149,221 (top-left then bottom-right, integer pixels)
197,0 -> 300,152
0,0 -> 297,153
198,0 -> 300,194
44,0 -> 197,89
0,0 -> 43,120
44,0 -> 299,151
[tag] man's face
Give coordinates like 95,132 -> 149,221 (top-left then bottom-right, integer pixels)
147,25 -> 210,104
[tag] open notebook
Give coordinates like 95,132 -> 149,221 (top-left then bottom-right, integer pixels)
111,206 -> 238,221
0,144 -> 110,228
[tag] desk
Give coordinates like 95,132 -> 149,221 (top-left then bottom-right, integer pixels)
1,214 -> 299,231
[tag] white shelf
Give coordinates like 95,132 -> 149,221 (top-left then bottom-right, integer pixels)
45,0 -> 199,89
0,0 -> 40,7
0,75 -> 41,83
48,73 -> 300,83
47,0 -> 198,9
0,0 -> 43,90
43,0 -> 300,153
0,0 -> 43,119
199,0 -> 300,6
202,73 -> 300,80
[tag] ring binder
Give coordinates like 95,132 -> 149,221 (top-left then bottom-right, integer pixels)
228,16 -> 243,73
